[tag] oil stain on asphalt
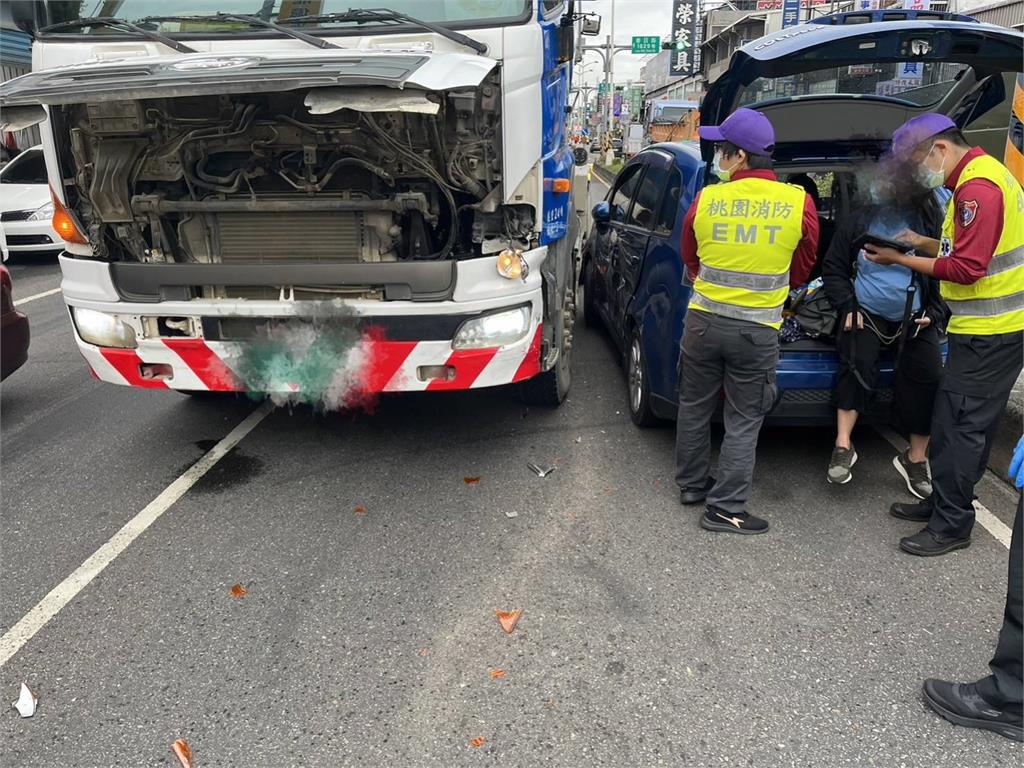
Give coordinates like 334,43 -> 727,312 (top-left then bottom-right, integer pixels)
190,446 -> 265,493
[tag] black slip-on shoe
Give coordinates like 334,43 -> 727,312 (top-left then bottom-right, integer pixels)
899,528 -> 971,557
922,680 -> 1023,742
680,477 -> 715,505
700,508 -> 769,535
890,500 -> 933,522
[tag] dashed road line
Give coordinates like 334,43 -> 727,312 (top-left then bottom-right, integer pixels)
0,401 -> 274,669
875,426 -> 1012,549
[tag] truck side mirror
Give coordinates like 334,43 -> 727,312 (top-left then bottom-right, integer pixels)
581,14 -> 601,36
558,18 -> 575,63
573,147 -> 589,166
592,201 -> 611,224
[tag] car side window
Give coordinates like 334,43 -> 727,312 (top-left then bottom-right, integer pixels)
631,163 -> 671,231
609,164 -> 644,223
655,169 -> 683,234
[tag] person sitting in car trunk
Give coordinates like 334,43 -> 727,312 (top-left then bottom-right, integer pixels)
822,171 -> 947,498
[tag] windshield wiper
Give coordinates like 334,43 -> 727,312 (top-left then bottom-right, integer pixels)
38,17 -> 198,54
139,14 -> 340,50
284,8 -> 488,55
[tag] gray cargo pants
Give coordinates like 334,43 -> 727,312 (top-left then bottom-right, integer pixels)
675,310 -> 779,517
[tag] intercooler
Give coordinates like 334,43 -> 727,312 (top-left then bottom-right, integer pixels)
209,211 -> 364,263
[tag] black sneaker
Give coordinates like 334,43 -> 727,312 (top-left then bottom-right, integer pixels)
827,445 -> 857,484
899,528 -> 971,557
890,500 -> 933,522
680,477 -> 715,505
893,449 -> 932,499
922,680 -> 1023,742
700,508 -> 769,535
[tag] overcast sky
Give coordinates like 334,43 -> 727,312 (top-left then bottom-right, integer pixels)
576,0 -> 674,87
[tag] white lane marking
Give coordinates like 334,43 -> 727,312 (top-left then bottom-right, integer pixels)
0,401 -> 274,669
13,287 -> 62,306
875,426 -> 1012,549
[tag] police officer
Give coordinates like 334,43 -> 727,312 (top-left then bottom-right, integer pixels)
865,113 -> 1024,556
922,436 -> 1023,741
676,108 -> 819,534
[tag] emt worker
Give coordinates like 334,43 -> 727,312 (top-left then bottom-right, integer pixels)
822,174 -> 947,497
865,114 -> 1024,556
676,108 -> 819,534
922,436 -> 1023,742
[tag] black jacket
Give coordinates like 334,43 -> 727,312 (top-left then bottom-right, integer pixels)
822,198 -> 949,328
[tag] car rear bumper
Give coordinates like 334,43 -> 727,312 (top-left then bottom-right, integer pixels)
1,308 -> 30,380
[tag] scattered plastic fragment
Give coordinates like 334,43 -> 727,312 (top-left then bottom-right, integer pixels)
496,609 -> 523,634
469,737 -> 486,748
504,509 -> 518,519
575,436 -> 582,444
464,477 -> 481,485
12,682 -> 37,718
526,462 -> 556,478
417,648 -> 429,657
354,505 -> 367,515
230,583 -> 247,599
172,738 -> 193,768
490,669 -> 506,679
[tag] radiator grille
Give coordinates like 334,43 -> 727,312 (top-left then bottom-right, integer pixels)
214,211 -> 363,263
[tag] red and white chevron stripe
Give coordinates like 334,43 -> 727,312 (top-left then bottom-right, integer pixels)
76,323 -> 544,395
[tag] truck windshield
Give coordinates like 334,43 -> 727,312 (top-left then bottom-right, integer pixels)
41,1 -> 530,33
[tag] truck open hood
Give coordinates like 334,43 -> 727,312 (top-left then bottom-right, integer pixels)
0,49 -> 498,128
700,13 -> 1024,163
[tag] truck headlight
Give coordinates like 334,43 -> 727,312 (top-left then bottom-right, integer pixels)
452,306 -> 530,350
72,307 -> 137,348
27,201 -> 55,221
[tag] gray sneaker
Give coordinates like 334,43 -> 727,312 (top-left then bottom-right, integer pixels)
893,449 -> 932,499
827,445 -> 857,484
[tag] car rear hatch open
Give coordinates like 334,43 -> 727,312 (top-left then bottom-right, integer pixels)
700,11 -> 1024,163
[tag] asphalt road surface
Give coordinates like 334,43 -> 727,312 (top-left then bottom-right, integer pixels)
2,228 -> 1021,766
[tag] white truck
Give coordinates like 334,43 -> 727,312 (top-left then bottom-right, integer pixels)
2,1 -> 597,409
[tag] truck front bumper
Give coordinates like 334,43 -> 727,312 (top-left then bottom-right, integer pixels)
59,250 -> 548,398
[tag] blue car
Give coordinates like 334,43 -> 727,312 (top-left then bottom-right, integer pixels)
581,9 -> 1023,426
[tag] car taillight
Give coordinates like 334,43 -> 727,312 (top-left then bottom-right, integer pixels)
50,187 -> 89,245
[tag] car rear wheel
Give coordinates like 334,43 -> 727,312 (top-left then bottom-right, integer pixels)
627,327 -> 658,427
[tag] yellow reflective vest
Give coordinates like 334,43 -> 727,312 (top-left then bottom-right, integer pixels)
940,153 -> 1024,335
691,176 -> 806,329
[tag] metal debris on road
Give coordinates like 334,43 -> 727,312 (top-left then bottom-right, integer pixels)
504,509 -> 518,519
172,738 -> 194,768
496,608 -> 523,634
230,583 -> 247,599
527,462 -> 556,477
12,682 -> 37,718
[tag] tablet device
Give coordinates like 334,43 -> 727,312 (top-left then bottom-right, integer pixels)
854,233 -> 915,254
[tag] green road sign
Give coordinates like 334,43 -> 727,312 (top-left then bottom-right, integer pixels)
631,36 -> 661,55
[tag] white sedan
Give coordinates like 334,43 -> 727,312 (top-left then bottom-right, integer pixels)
0,147 -> 61,260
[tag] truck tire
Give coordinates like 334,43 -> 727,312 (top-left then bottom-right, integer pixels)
519,292 -> 574,407
627,326 -> 659,427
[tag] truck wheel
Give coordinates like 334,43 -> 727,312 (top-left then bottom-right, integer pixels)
582,258 -> 600,328
627,327 -> 658,427
519,294 -> 574,407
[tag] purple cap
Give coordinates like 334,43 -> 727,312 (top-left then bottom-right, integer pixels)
699,107 -> 775,156
891,113 -> 957,160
